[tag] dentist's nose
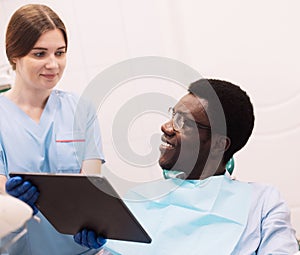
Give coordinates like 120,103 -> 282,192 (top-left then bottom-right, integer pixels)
45,56 -> 59,69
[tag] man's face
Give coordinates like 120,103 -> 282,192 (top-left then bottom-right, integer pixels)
159,93 -> 212,178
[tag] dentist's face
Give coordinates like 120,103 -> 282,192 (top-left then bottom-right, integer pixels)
14,29 -> 66,92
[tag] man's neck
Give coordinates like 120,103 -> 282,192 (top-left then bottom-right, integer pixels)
187,162 -> 226,180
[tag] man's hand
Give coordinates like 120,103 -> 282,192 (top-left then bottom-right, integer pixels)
5,176 -> 39,215
74,229 -> 107,249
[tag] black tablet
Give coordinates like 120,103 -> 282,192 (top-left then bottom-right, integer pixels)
9,172 -> 151,244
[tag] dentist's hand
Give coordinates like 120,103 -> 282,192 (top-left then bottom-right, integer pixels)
74,229 -> 107,249
6,176 -> 39,215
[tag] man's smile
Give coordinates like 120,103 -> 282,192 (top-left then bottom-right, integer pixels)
160,135 -> 175,150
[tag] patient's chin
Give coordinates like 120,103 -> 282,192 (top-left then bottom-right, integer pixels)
158,156 -> 174,170
158,148 -> 180,170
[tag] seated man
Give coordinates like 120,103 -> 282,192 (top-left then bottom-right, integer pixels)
8,78 -> 299,254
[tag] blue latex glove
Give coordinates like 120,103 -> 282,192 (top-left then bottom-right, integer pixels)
74,229 -> 107,249
5,176 -> 39,215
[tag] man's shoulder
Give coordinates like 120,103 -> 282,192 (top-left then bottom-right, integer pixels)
247,181 -> 280,196
233,177 -> 278,192
238,180 -> 286,213
230,178 -> 281,203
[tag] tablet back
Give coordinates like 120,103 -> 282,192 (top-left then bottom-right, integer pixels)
9,172 -> 151,244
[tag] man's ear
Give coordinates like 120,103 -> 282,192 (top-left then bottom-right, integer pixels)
212,134 -> 231,153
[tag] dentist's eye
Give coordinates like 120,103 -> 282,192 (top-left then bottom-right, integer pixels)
55,51 -> 66,57
33,51 -> 45,57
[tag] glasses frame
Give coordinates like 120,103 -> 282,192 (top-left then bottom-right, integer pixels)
168,107 -> 211,132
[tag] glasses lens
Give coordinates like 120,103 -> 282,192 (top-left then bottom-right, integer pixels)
173,112 -> 184,131
168,107 -> 184,131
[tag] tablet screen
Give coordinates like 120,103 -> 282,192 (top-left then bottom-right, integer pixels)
9,172 -> 152,244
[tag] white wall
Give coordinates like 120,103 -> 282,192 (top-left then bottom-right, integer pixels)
1,0 -> 299,238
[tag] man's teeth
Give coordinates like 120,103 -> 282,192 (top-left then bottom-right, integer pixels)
162,142 -> 173,148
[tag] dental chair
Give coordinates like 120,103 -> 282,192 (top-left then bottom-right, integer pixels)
0,194 -> 32,253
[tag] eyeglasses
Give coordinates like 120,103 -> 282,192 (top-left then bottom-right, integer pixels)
168,107 -> 211,132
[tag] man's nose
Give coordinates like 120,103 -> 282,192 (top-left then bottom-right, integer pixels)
161,120 -> 175,135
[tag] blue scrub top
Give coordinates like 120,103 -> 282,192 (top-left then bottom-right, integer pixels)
0,90 -> 105,255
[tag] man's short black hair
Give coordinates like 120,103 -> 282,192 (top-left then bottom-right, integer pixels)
188,78 -> 255,163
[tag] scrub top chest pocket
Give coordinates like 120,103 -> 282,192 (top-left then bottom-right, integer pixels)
55,132 -> 86,173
